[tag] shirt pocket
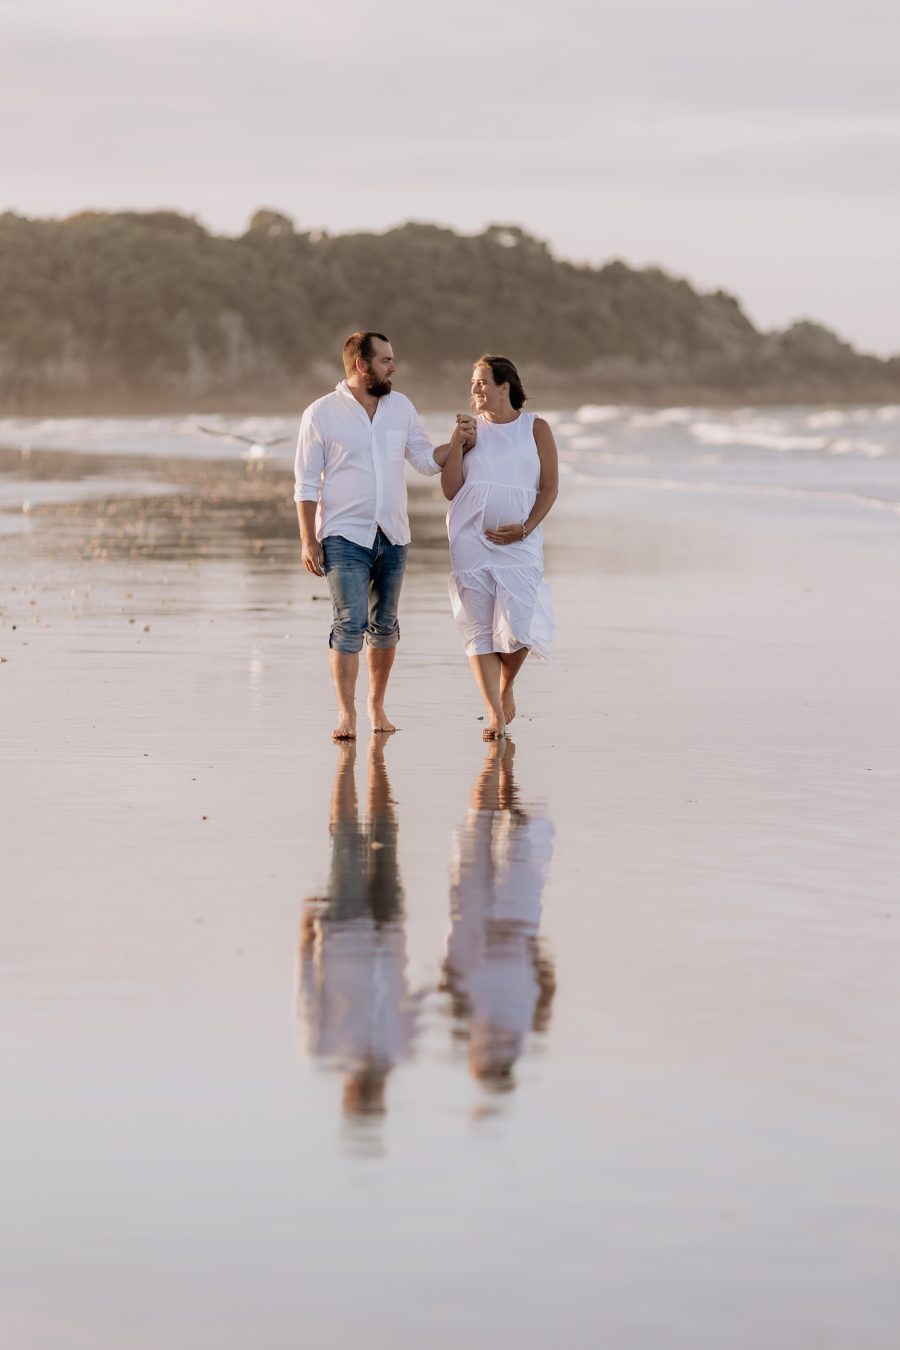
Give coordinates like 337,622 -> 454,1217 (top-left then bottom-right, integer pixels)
386,430 -> 406,462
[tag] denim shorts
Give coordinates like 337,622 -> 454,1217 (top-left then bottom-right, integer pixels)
322,530 -> 409,653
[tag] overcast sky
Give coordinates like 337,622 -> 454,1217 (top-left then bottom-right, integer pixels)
3,0 -> 899,353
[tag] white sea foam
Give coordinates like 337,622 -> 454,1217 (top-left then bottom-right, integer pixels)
627,408 -> 697,429
574,405 -> 627,425
827,438 -> 887,458
4,409 -> 899,514
0,414 -> 297,461
806,410 -> 851,429
568,472 -> 900,518
593,452 -> 651,465
805,407 -> 895,430
689,421 -> 830,452
569,434 -> 609,450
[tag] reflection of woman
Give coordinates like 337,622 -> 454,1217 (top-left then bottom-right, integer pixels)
441,355 -> 558,740
441,741 -> 556,1090
297,738 -> 419,1120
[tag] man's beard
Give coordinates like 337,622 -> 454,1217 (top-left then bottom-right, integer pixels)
364,369 -> 392,398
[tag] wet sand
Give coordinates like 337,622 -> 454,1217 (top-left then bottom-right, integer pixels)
2,451 -> 900,1349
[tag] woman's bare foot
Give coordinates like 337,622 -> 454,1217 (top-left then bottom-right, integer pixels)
501,686 -> 516,725
367,704 -> 397,734
332,712 -> 357,741
299,899 -> 324,952
482,716 -> 506,741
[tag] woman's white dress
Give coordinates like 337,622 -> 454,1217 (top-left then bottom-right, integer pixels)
447,411 -> 555,657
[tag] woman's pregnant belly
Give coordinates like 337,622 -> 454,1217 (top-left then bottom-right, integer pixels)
479,483 -> 533,532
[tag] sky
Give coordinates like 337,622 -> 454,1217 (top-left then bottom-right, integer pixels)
3,0 -> 899,354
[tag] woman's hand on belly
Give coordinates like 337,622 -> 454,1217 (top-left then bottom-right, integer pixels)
485,521 -> 528,546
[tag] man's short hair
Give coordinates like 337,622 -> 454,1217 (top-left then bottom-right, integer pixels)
343,331 -> 390,378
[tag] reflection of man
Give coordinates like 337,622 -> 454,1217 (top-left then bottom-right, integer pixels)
298,737 -> 419,1122
441,741 -> 556,1090
295,331 -> 475,741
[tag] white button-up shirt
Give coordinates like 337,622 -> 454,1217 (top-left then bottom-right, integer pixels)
294,382 -> 440,547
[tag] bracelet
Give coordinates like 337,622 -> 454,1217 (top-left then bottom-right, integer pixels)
521,522 -> 527,539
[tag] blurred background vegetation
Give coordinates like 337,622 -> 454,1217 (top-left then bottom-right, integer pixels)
1,209 -> 897,411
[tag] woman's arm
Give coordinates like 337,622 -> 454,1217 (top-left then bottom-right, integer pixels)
440,416 -> 477,501
484,417 -> 559,544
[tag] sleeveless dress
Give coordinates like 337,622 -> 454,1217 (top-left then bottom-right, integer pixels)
447,411 -> 555,658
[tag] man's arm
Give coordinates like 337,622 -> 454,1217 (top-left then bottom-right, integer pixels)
404,408 -> 443,476
297,500 -> 324,575
294,409 -> 325,575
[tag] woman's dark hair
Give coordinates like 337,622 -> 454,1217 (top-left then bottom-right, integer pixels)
474,354 -> 528,410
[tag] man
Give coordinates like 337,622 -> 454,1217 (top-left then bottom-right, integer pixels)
295,331 -> 474,740
297,736 -> 420,1122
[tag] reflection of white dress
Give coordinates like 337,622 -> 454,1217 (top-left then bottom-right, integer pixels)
447,412 -> 555,658
445,809 -> 555,1042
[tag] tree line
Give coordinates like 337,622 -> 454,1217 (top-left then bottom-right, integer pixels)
0,208 -> 897,411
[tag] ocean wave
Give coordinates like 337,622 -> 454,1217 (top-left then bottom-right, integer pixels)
567,472 -> 900,517
626,408 -> 697,429
689,421 -> 830,452
574,405 -> 628,425
0,414 -> 297,461
827,438 -> 887,458
805,407 -> 900,430
568,434 -> 610,450
806,410 -> 853,429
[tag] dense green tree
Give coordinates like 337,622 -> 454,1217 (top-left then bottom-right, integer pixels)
0,210 -> 895,411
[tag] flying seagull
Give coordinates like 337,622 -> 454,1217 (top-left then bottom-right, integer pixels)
193,424 -> 291,463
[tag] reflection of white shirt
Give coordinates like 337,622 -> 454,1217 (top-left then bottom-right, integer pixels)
294,381 -> 439,548
298,919 -> 419,1066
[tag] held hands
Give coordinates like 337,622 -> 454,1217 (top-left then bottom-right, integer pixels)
454,412 -> 477,451
485,522 -> 528,546
301,538 -> 325,575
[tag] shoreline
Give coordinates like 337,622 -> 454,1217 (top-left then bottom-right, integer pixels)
4,391 -> 900,418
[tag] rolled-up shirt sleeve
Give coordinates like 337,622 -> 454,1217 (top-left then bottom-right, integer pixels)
404,410 -> 440,476
294,408 -> 325,502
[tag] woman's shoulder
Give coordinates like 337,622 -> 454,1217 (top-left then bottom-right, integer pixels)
529,413 -> 554,442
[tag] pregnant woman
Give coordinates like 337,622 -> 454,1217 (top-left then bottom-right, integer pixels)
441,355 -> 558,739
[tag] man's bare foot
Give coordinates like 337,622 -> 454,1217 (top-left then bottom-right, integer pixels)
299,899 -> 324,952
368,705 -> 397,734
501,687 -> 516,725
332,713 -> 357,741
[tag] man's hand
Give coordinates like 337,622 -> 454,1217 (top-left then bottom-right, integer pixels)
301,538 -> 325,575
455,413 -> 477,451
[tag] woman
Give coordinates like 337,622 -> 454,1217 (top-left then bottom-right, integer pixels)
441,738 -> 556,1090
441,355 -> 558,739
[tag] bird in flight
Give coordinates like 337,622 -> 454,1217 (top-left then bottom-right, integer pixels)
193,424 -> 290,465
